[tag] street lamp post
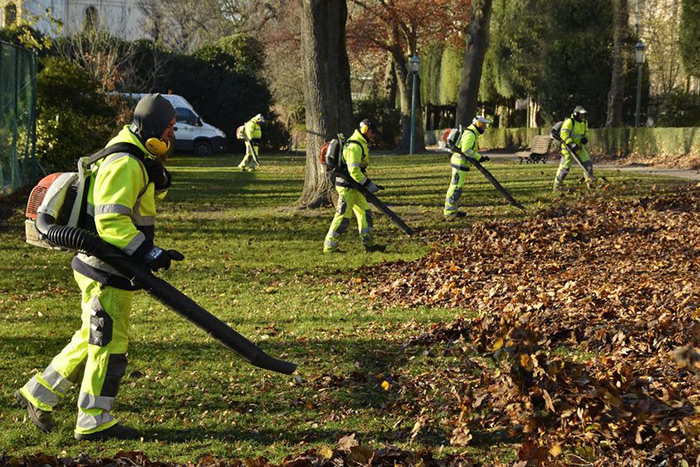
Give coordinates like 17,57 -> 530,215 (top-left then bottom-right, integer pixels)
409,53 -> 421,155
634,41 -> 646,128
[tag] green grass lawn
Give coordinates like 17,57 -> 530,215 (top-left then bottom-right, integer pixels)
0,151 -> 685,462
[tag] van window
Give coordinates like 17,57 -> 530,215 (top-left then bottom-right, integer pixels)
175,107 -> 198,125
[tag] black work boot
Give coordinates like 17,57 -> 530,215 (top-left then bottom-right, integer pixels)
365,244 -> 387,253
75,423 -> 141,441
445,212 -> 466,221
14,390 -> 55,433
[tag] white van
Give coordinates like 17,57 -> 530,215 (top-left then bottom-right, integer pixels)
118,93 -> 227,156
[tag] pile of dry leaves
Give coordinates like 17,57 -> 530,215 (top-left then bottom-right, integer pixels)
364,185 -> 700,465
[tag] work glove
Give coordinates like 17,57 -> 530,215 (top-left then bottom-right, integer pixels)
569,143 -> 579,152
581,137 -> 588,145
142,246 -> 185,272
143,158 -> 171,191
479,155 -> 491,163
365,180 -> 381,194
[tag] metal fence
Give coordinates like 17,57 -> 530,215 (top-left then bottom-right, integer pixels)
0,40 -> 38,196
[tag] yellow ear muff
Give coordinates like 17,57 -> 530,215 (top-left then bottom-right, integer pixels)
145,137 -> 170,156
360,122 -> 368,135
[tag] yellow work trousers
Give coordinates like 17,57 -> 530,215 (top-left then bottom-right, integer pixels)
324,186 -> 376,252
19,271 -> 132,435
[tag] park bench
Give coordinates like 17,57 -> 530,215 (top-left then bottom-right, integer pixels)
518,134 -> 552,164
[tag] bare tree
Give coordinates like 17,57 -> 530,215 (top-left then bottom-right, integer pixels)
643,1 -> 685,95
55,26 -> 165,93
260,1 -> 305,148
456,0 -> 493,126
137,0 -> 222,52
298,0 -> 353,208
218,0 -> 280,34
348,0 -> 469,152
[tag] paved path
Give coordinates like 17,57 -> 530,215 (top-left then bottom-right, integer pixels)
485,150 -> 700,181
595,165 -> 700,181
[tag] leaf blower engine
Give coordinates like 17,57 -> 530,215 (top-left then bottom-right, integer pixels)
25,172 -> 83,249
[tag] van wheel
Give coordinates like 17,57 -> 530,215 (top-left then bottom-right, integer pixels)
193,141 -> 213,156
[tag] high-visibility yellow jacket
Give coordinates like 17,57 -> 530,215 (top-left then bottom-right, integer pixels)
336,129 -> 370,188
560,115 -> 588,150
72,126 -> 168,290
450,124 -> 484,171
244,118 -> 262,143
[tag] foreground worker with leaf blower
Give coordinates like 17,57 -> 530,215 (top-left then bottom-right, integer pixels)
443,116 -> 492,219
323,119 -> 387,253
16,94 -> 184,441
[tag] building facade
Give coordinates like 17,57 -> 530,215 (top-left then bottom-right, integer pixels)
1,0 -> 149,40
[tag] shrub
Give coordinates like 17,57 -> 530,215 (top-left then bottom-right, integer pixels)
353,96 -> 401,148
153,36 -> 288,151
36,57 -> 118,171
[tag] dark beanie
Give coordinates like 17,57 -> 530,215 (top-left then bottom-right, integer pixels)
130,94 -> 177,141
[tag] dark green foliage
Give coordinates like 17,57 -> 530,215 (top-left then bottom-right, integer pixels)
679,0 -> 700,77
438,44 -> 463,105
36,57 -> 118,171
534,0 -> 613,126
418,42 -> 464,106
486,0 -> 541,100
149,36 -> 286,151
194,34 -> 266,76
353,96 -> 402,148
656,90 -> 700,127
484,0 -> 614,126
420,43 -> 443,106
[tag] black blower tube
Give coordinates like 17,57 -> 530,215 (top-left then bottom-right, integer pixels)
36,213 -> 297,375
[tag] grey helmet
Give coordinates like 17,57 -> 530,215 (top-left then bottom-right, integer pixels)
573,105 -> 588,121
472,115 -> 491,134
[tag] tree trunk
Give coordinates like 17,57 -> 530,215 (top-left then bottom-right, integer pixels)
456,0 -> 493,127
383,51 -> 397,106
606,0 -> 628,127
298,0 -> 353,208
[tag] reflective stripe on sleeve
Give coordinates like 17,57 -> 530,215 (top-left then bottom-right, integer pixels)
95,204 -> 132,216
123,231 -> 146,255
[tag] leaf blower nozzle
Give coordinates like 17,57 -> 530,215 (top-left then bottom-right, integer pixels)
34,213 -> 297,375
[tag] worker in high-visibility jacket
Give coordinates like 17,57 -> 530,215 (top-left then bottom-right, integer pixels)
15,94 -> 183,441
237,113 -> 265,171
554,105 -> 593,190
323,119 -> 386,254
443,116 -> 491,219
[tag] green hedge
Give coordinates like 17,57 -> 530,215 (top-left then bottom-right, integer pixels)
425,127 -> 700,158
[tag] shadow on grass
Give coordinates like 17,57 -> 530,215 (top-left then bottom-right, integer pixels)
1,330 -> 515,450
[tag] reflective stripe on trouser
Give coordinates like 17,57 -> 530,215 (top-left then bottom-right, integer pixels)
324,186 -> 375,251
444,166 -> 468,217
554,147 -> 591,187
238,142 -> 258,169
20,271 -> 132,434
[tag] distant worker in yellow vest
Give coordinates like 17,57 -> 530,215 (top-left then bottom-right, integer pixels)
323,119 -> 386,254
237,113 -> 265,171
443,116 -> 491,219
554,106 -> 592,190
15,94 -> 183,441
